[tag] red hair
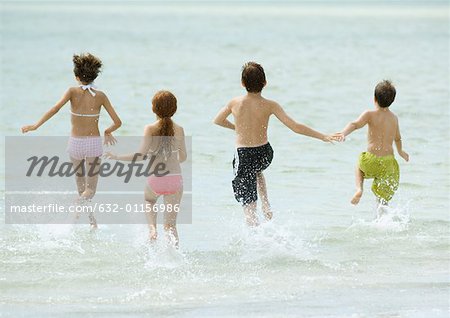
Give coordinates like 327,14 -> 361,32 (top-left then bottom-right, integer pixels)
152,90 -> 177,136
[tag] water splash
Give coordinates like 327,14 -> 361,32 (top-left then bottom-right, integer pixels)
129,224 -> 188,269
143,242 -> 187,269
348,200 -> 412,232
228,219 -> 313,263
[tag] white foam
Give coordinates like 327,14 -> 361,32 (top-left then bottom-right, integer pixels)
228,219 -> 313,263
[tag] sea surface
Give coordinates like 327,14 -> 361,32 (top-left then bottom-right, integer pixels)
0,1 -> 449,317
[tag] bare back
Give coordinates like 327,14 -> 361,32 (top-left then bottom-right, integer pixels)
230,95 -> 274,147
143,121 -> 187,175
367,109 -> 398,156
70,87 -> 104,137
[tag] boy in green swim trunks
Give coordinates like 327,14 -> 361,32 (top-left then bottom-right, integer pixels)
336,80 -> 409,205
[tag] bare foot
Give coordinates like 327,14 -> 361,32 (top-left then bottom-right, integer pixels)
351,189 -> 363,205
149,227 -> 157,242
89,213 -> 98,232
90,223 -> 98,233
262,204 -> 273,221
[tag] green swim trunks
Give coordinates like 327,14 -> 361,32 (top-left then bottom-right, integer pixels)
358,152 -> 399,202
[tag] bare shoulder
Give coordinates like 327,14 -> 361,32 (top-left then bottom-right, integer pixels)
362,109 -> 375,120
63,87 -> 73,98
67,86 -> 79,96
227,96 -> 244,109
172,121 -> 185,136
144,122 -> 158,136
95,90 -> 108,100
262,97 -> 281,112
390,111 -> 399,126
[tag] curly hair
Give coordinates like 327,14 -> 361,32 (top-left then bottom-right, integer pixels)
73,53 -> 102,84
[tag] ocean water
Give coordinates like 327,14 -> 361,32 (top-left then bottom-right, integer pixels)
1,1 -> 449,317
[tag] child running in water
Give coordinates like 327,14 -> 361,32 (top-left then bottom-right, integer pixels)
336,80 -> 409,207
22,53 -> 122,229
214,62 -> 338,226
106,91 -> 187,247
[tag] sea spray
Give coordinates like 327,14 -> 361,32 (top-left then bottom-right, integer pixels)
349,199 -> 412,233
227,219 -> 313,264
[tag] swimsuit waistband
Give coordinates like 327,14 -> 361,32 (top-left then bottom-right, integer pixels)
148,173 -> 182,178
363,151 -> 395,159
70,136 -> 102,140
236,142 -> 271,151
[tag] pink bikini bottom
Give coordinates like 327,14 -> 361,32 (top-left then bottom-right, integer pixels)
67,136 -> 103,160
147,174 -> 183,195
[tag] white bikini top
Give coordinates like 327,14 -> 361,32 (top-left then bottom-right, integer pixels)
149,142 -> 180,162
148,148 -> 180,154
70,83 -> 101,117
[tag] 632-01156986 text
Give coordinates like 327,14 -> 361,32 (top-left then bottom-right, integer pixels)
9,203 -> 181,214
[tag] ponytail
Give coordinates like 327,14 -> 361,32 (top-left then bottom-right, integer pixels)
158,117 -> 174,136
151,90 -> 177,159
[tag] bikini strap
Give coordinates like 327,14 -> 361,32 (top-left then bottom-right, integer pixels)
80,83 -> 98,97
70,111 -> 100,117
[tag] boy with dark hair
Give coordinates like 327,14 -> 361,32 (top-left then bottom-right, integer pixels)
213,62 -> 337,226
336,80 -> 409,207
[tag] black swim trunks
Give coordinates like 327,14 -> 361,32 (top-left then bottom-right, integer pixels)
232,142 -> 274,205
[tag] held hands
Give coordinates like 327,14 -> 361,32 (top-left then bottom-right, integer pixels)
322,135 -> 335,143
399,150 -> 409,162
104,132 -> 117,146
323,133 -> 345,143
331,132 -> 345,142
21,124 -> 37,133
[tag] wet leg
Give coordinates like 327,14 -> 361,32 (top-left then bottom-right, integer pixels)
257,172 -> 272,220
144,186 -> 159,242
351,166 -> 364,205
163,188 -> 182,248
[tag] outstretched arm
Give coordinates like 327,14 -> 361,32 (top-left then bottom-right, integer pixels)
271,102 -> 333,142
394,118 -> 409,162
102,94 -> 122,145
213,102 -> 235,130
21,89 -> 72,133
340,111 -> 370,137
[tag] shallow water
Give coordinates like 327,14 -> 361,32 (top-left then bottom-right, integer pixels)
1,1 -> 449,317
